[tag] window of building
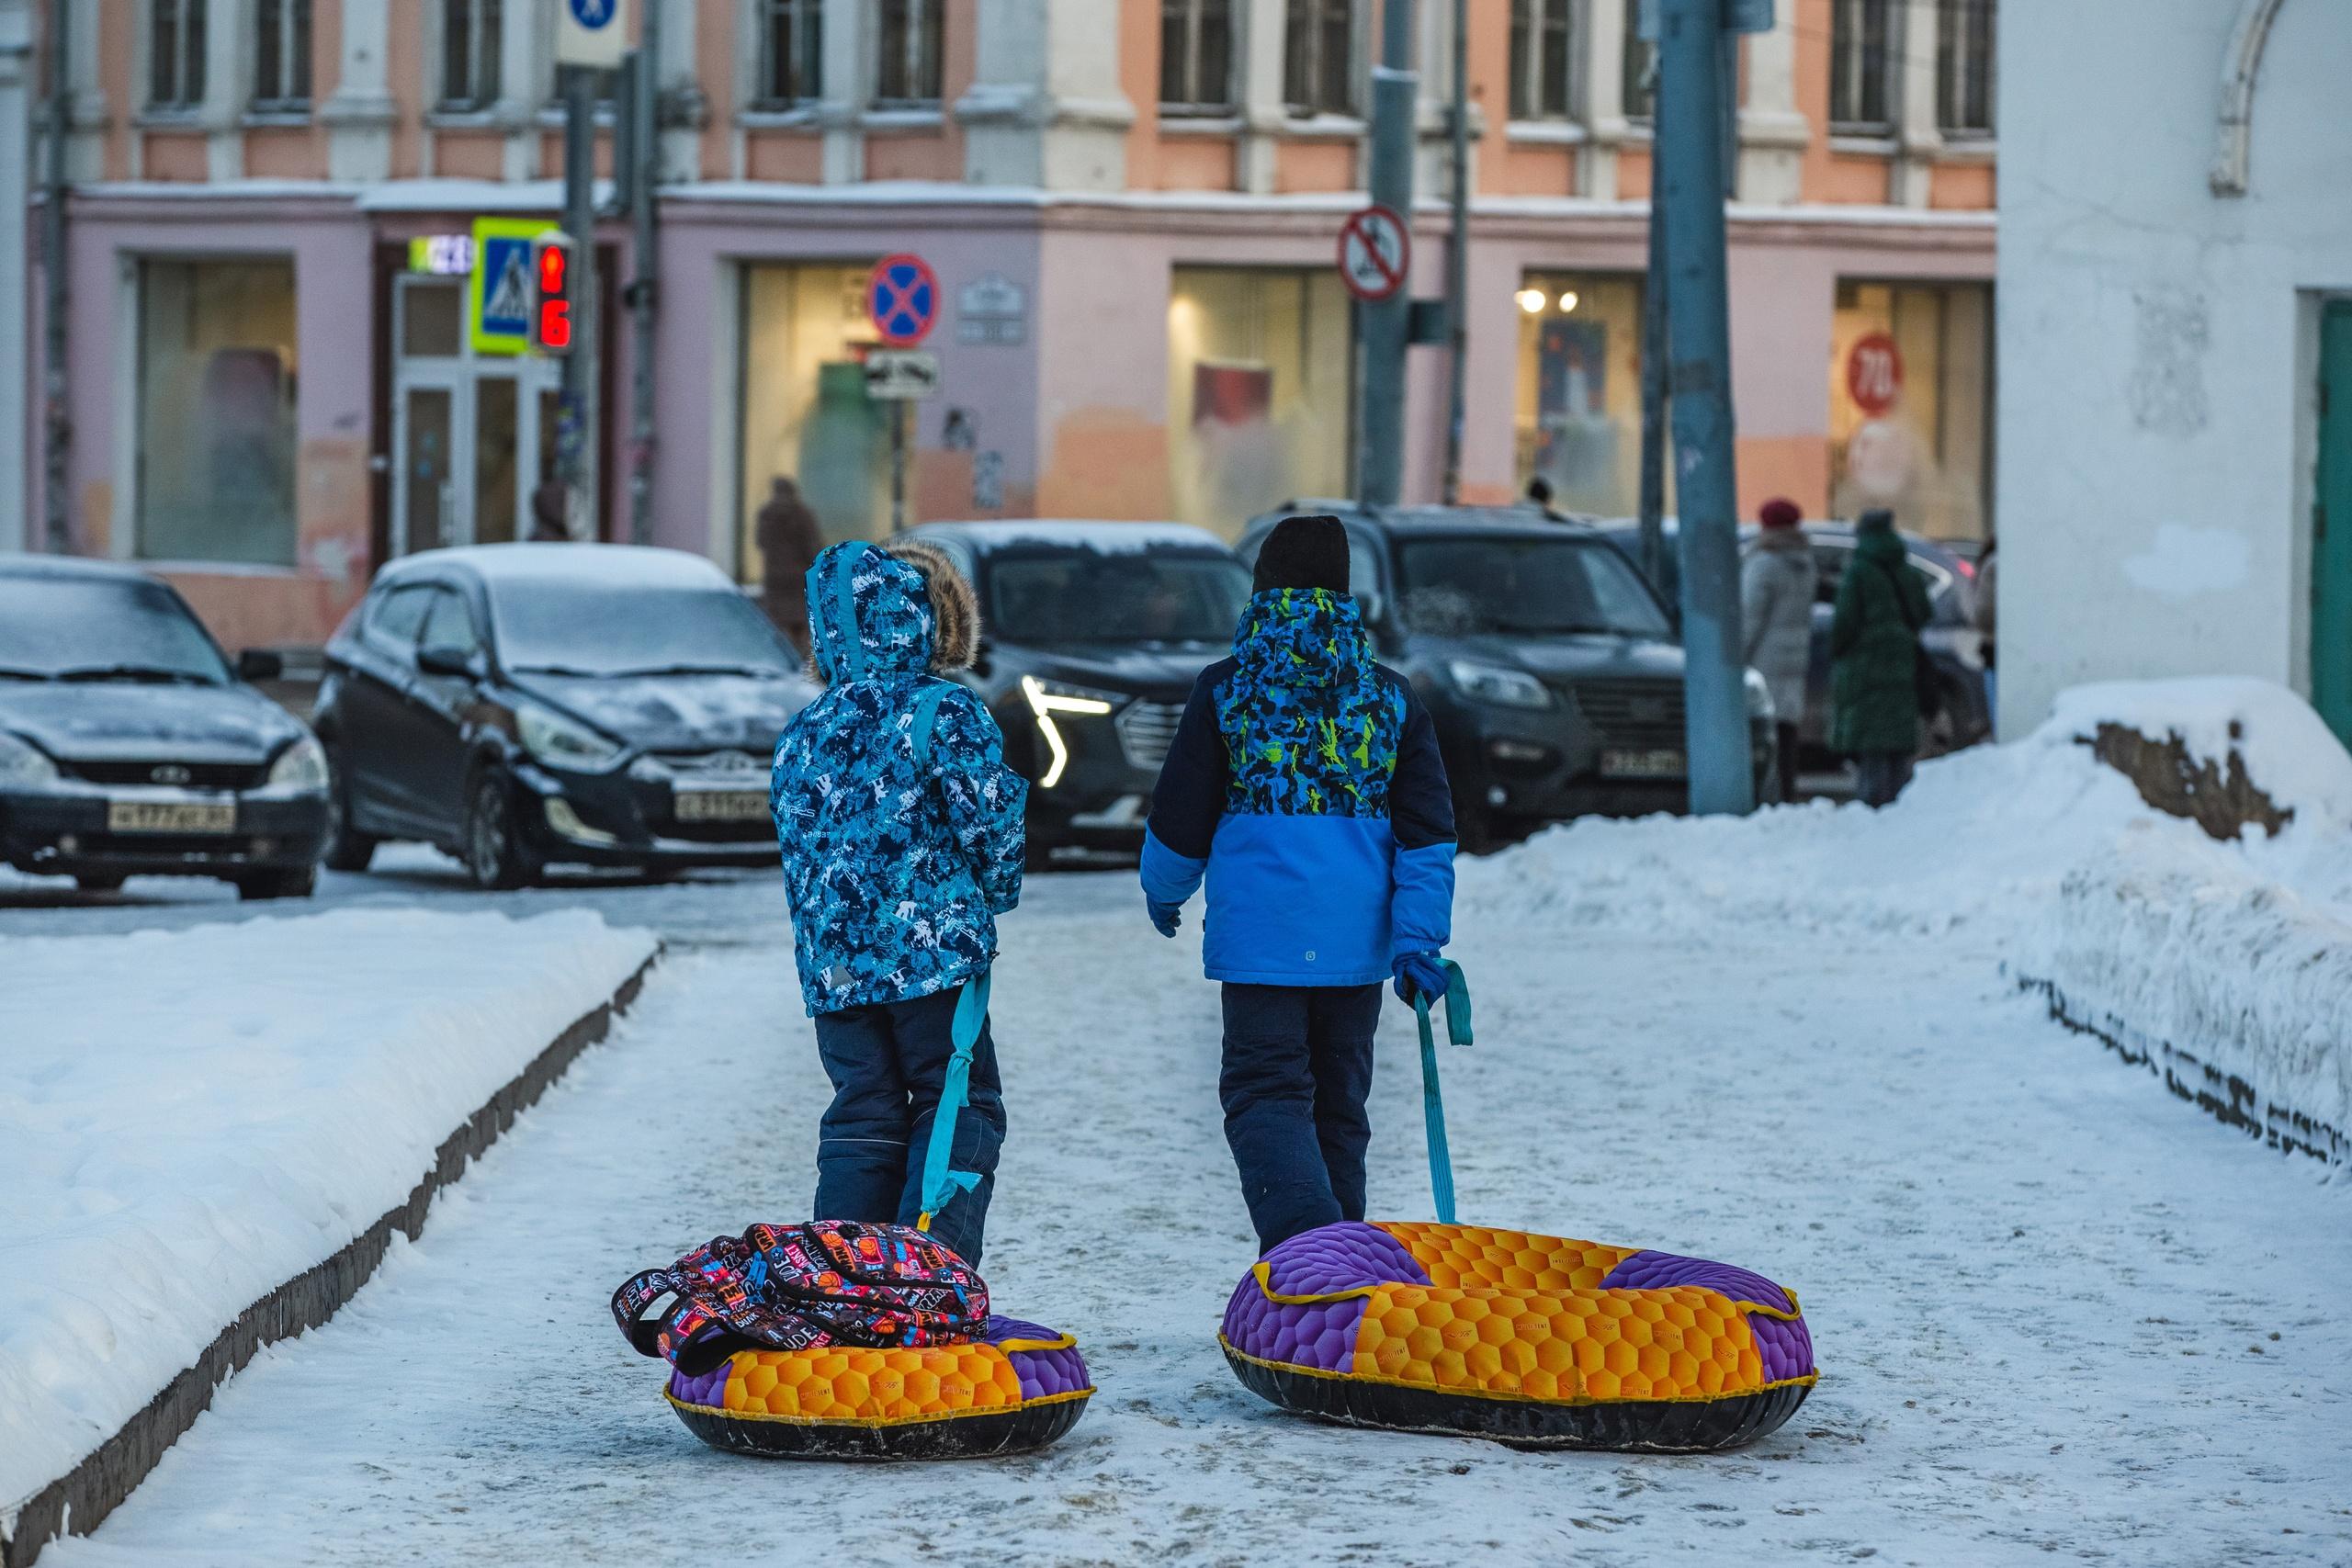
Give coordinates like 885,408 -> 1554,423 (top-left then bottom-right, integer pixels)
253,0 -> 311,112
1828,0 -> 1894,134
1620,0 -> 1654,124
754,0 -> 824,109
1937,0 -> 1994,137
1167,267 -> 1354,537
740,265 -> 891,579
1829,280 -> 1993,542
875,0 -> 944,109
148,0 -> 207,112
1283,0 -> 1354,118
137,258 -> 299,567
1513,273 -> 1650,516
440,0 -> 503,112
1160,0 -> 1235,116
1509,0 -> 1575,121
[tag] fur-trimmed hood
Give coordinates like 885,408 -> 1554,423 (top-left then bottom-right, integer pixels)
802,539 -> 979,685
888,540 -> 980,673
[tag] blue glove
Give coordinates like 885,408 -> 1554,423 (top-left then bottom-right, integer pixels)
1393,951 -> 1449,1005
1147,896 -> 1182,939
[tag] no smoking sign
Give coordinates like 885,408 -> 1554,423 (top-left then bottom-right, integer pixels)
1337,205 -> 1410,303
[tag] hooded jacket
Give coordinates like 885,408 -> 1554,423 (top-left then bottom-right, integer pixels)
1140,588 -> 1455,987
1740,527 -> 1818,726
770,541 -> 1025,1016
1828,518 -> 1933,756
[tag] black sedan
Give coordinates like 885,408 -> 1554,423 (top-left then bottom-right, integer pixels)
312,545 -> 815,887
1241,505 -> 1779,850
0,557 -> 329,898
898,521 -> 1252,861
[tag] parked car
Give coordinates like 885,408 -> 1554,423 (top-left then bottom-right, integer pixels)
898,521 -> 1253,861
1595,518 -> 1992,761
0,557 -> 329,898
1240,504 -> 1779,849
312,545 -> 816,887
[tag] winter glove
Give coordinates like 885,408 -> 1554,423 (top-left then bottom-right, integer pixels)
1393,951 -> 1449,1006
1147,896 -> 1183,939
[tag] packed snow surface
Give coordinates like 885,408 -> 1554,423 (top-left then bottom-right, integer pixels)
2047,675 -> 2352,829
0,908 -> 656,1515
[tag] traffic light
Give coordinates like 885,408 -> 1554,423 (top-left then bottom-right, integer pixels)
531,232 -> 575,355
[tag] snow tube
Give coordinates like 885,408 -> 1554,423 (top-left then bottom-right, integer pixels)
664,1315 -> 1092,1461
1221,1221 -> 1815,1451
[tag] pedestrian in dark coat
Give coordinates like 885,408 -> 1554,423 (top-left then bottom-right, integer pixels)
756,476 -> 825,660
1829,508 -> 1931,807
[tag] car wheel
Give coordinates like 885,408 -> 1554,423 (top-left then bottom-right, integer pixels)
235,866 -> 317,900
463,770 -> 541,890
74,873 -> 126,894
320,748 -> 379,873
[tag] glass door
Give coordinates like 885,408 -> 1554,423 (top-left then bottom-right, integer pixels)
390,274 -> 569,552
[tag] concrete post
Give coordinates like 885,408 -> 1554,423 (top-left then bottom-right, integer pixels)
628,10 -> 662,547
0,0 -> 28,547
561,67 -> 602,539
1356,0 -> 1417,508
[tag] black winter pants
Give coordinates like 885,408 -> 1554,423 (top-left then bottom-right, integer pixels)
810,984 -> 1005,1267
1220,982 -> 1384,1254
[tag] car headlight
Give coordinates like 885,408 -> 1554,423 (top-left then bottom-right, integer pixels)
266,736 -> 329,790
1743,667 -> 1775,721
516,703 -> 626,773
1020,675 -> 1117,790
1446,660 -> 1553,710
0,731 -> 60,789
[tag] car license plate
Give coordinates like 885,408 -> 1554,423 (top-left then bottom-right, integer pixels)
107,799 -> 237,834
1600,749 -> 1685,779
673,789 -> 768,823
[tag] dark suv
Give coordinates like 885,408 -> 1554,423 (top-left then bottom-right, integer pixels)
1240,505 -> 1778,849
898,521 -> 1251,861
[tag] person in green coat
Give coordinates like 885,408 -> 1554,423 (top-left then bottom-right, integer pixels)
1829,508 -> 1932,807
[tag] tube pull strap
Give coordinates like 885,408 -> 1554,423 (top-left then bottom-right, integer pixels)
914,970 -> 990,1234
1411,960 -> 1474,1226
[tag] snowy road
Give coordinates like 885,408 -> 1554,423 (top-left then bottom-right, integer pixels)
14,834 -> 2352,1566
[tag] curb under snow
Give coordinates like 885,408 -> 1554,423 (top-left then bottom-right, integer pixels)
0,946 -> 663,1568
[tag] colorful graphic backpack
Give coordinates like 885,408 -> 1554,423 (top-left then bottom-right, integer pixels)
612,1221 -> 989,1377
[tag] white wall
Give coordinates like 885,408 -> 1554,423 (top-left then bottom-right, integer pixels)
1996,0 -> 2352,736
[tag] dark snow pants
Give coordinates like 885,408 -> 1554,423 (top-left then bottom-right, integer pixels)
1219,981 -> 1383,1254
811,985 -> 1005,1267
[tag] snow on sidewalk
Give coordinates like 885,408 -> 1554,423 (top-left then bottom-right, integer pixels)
1,908 -> 657,1516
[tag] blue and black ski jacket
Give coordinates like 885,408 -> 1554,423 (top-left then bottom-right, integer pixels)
1140,587 -> 1456,987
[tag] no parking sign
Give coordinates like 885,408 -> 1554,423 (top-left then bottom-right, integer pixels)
866,254 -> 941,347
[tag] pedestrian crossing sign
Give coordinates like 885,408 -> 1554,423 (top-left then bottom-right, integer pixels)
469,216 -> 561,355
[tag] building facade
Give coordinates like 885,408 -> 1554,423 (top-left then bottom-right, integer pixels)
16,0 -> 1997,649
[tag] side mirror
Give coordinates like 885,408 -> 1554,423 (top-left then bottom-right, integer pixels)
417,644 -> 480,680
236,648 -> 284,682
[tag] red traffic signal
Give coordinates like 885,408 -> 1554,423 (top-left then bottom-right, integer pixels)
531,233 -> 574,355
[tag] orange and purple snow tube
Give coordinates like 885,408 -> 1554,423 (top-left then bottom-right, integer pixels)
1221,1221 -> 1815,1451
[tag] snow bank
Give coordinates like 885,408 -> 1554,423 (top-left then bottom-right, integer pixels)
0,908 -> 657,1515
2048,676 -> 2352,829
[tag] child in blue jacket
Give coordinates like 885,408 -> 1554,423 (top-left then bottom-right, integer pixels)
1140,514 -> 1457,1253
771,540 -> 1025,1265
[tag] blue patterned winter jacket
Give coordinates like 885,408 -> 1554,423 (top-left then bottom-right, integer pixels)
771,542 -> 1026,1016
1140,588 -> 1455,987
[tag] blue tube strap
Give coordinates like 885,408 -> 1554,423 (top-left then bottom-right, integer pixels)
1411,959 -> 1474,1226
915,970 -> 990,1231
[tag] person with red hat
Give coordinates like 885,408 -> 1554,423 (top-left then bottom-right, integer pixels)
1742,498 -> 1818,802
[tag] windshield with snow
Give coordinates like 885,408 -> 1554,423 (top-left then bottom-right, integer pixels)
1396,537 -> 1672,639
986,550 -> 1251,645
492,582 -> 800,677
0,576 -> 232,683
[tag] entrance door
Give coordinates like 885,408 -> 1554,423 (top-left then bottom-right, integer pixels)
390,275 -> 566,555
2313,302 -> 2352,743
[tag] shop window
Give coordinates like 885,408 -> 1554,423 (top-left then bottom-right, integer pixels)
1167,267 -> 1354,538
1160,0 -> 1235,117
1510,0 -> 1575,121
1513,273 -> 1648,517
136,258 -> 299,567
440,0 -> 503,112
740,264 -> 889,581
148,0 -> 207,112
1620,0 -> 1653,125
875,0 -> 944,109
755,0 -> 824,109
254,0 -> 311,113
1829,280 -> 1993,542
1937,0 -> 1995,138
1828,0 -> 1894,135
1283,0 -> 1354,118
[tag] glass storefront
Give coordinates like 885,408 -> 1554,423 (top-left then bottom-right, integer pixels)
740,263 -> 888,582
1166,266 -> 1353,538
137,258 -> 299,564
1513,273 -> 1648,519
388,271 -> 562,555
1829,280 -> 1993,542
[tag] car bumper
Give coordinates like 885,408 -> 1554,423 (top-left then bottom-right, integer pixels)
1,785 -> 331,878
1443,716 -> 1781,820
512,761 -> 781,869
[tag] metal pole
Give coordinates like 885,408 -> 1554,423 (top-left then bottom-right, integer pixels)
1355,0 -> 1416,507
1636,49 -> 1668,589
888,401 -> 907,535
1440,0 -> 1467,505
40,0 -> 69,552
560,63 -> 601,540
1657,0 -> 1752,815
627,8 -> 660,546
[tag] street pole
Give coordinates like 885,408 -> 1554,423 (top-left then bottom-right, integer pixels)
1355,0 -> 1416,507
888,402 -> 907,535
1636,42 -> 1668,589
41,0 -> 68,552
560,63 -> 601,541
1440,0 -> 1467,505
1656,0 -> 1752,815
626,6 -> 659,547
